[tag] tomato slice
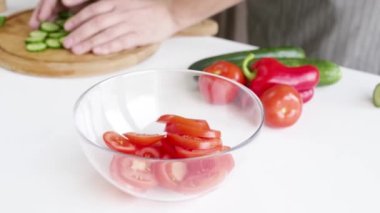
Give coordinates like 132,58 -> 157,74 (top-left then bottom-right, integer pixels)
165,123 -> 221,139
135,147 -> 161,159
110,155 -> 157,190
103,131 -> 136,154
160,138 -> 177,158
174,146 -> 221,158
178,157 -> 231,194
167,133 -> 222,150
154,161 -> 188,190
157,114 -> 210,130
123,132 -> 164,147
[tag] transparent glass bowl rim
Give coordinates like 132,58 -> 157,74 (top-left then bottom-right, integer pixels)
73,69 -> 265,162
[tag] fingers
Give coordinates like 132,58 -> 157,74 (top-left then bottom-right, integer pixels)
92,33 -> 140,55
62,0 -> 89,7
70,22 -> 130,54
38,0 -> 58,21
64,2 -> 115,31
29,2 -> 42,28
64,12 -> 123,49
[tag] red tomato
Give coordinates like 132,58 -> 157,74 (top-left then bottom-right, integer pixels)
198,75 -> 239,104
109,155 -> 157,190
260,85 -> 303,128
123,132 -> 164,147
178,156 -> 233,194
154,161 -> 188,190
204,61 -> 246,85
167,133 -> 222,150
135,147 -> 161,159
157,114 -> 210,130
174,146 -> 221,158
103,131 -> 136,154
165,123 -> 221,139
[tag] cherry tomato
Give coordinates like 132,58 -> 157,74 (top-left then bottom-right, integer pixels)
167,133 -> 222,150
123,132 -> 164,147
204,61 -> 246,85
165,123 -> 221,139
260,85 -> 303,128
174,146 -> 221,158
110,155 -> 157,190
135,147 -> 161,159
199,74 -> 239,105
157,114 -> 210,130
103,131 -> 136,154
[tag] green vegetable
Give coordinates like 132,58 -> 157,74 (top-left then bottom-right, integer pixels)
373,83 -> 380,107
275,58 -> 342,86
55,19 -> 66,28
48,31 -> 68,39
58,11 -> 73,20
0,16 -> 6,27
188,46 -> 306,71
29,30 -> 48,39
25,37 -> 45,43
40,22 -> 61,33
242,53 -> 256,81
46,38 -> 61,49
59,37 -> 66,45
26,42 -> 47,52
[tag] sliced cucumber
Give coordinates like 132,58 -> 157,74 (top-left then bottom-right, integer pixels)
48,31 -> 68,39
29,30 -> 48,39
46,38 -> 61,49
0,16 -> 6,27
40,22 -> 61,33
373,83 -> 380,108
59,37 -> 66,46
55,19 -> 66,28
25,36 -> 45,43
26,42 -> 47,52
58,11 -> 73,20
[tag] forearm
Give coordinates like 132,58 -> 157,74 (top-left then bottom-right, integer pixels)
169,0 -> 242,30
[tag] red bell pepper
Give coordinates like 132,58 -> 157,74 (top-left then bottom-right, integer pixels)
243,55 -> 320,103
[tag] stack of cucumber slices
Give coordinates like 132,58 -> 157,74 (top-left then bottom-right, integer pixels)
25,11 -> 72,52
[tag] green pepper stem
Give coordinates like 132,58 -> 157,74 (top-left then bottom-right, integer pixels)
242,53 -> 256,81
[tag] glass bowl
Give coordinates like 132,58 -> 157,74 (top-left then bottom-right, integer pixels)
74,69 -> 264,201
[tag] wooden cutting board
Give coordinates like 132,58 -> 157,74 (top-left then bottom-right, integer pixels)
0,10 -> 218,77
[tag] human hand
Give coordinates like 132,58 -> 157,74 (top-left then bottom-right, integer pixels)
63,0 -> 179,55
29,0 -> 89,29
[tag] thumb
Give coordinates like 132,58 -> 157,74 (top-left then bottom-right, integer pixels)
62,0 -> 89,7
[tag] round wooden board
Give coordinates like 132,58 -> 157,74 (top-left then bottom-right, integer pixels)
0,10 -> 218,77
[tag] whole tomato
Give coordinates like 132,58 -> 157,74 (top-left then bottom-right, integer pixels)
261,85 -> 303,128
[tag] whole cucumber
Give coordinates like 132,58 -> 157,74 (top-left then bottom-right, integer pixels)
276,58 -> 342,86
189,46 -> 306,71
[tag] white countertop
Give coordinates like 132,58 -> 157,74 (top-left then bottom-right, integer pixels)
1,1 -> 380,213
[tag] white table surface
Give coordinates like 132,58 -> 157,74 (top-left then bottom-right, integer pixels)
1,1 -> 380,213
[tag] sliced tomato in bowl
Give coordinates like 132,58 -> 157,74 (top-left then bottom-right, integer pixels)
166,133 -> 222,150
165,123 -> 221,139
157,114 -> 210,130
174,145 -> 221,158
110,155 -> 157,190
103,131 -> 136,154
154,161 -> 188,190
123,133 -> 164,147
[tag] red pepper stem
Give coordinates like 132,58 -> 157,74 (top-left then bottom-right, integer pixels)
242,53 -> 256,81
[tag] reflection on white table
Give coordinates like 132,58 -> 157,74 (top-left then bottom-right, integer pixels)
1,1 -> 380,212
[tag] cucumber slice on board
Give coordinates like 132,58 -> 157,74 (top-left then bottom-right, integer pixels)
0,16 -> 6,27
26,42 -> 47,52
46,38 -> 61,48
29,30 -> 48,39
40,22 -> 61,32
48,31 -> 68,39
58,11 -> 73,19
25,36 -> 45,43
373,83 -> 380,107
55,19 -> 66,27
